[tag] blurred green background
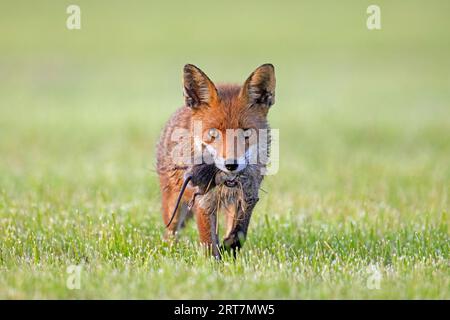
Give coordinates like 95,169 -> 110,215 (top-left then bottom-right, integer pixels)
0,0 -> 449,299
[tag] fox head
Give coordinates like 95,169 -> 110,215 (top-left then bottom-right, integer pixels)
183,64 -> 276,176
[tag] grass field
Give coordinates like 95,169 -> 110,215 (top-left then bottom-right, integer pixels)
0,0 -> 449,299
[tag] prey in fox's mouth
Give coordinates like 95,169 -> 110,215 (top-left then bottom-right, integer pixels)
188,163 -> 242,191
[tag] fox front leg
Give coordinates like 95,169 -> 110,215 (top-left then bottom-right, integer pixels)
193,202 -> 221,260
222,196 -> 259,256
222,168 -> 262,256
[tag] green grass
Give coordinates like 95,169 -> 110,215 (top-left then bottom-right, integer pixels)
0,0 -> 449,299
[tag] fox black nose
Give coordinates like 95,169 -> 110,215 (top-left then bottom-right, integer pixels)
225,162 -> 239,172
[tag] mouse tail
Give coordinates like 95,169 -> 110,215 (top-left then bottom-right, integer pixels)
165,175 -> 192,228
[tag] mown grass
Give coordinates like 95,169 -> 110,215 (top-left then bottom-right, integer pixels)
0,0 -> 449,299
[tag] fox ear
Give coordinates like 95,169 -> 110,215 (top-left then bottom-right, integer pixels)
183,64 -> 218,109
240,64 -> 276,108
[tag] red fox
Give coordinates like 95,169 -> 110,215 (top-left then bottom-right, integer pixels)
156,64 -> 276,258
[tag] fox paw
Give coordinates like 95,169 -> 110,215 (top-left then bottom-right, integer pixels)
221,231 -> 246,257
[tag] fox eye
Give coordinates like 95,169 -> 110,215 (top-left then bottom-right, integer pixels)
243,128 -> 253,139
206,128 -> 219,142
